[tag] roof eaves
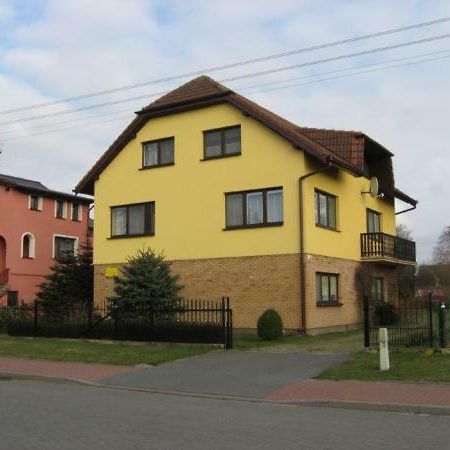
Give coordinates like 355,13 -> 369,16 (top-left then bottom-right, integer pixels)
394,187 -> 418,206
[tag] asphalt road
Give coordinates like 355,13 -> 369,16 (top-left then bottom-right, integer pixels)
1,379 -> 450,450
102,350 -> 348,397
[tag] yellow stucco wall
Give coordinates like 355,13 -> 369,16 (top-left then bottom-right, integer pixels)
93,103 -> 396,265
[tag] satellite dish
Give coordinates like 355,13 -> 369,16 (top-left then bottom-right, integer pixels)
369,177 -> 379,197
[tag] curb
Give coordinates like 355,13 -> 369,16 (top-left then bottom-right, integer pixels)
2,371 -> 450,417
287,399 -> 450,416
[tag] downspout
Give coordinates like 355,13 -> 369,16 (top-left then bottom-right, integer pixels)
299,159 -> 333,334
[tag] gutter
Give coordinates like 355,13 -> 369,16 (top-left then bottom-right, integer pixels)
395,204 -> 417,216
298,159 -> 333,334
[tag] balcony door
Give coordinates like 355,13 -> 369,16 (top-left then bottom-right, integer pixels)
367,209 -> 381,233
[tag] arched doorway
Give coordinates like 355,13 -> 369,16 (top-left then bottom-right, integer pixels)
0,236 -> 6,273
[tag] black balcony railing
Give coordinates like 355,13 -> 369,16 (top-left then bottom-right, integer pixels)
361,232 -> 416,263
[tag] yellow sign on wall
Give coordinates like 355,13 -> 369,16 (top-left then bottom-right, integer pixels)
104,267 -> 119,278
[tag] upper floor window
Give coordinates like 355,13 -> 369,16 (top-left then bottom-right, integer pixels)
203,126 -> 241,159
72,203 -> 81,221
142,138 -> 174,168
54,235 -> 77,260
316,272 -> 339,305
225,187 -> 283,229
21,233 -> 35,259
55,200 -> 67,219
315,190 -> 337,230
111,202 -> 155,237
367,209 -> 381,233
29,195 -> 42,211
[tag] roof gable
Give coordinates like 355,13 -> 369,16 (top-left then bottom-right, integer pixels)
75,76 -> 415,206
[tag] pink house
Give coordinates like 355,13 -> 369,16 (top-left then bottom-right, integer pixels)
0,174 -> 92,304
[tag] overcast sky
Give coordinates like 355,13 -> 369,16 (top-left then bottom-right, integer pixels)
1,0 -> 449,262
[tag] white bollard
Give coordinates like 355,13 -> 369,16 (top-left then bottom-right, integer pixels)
379,327 -> 390,371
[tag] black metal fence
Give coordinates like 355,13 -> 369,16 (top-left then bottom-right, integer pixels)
0,298 -> 233,349
363,293 -> 448,348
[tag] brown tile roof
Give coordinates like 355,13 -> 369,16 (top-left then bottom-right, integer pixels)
75,76 -> 415,205
138,76 -> 231,113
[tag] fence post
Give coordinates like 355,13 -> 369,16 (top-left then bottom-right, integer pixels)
428,291 -> 434,347
225,297 -> 233,349
33,300 -> 38,335
221,297 -> 226,348
88,301 -> 93,330
438,303 -> 448,348
363,295 -> 370,348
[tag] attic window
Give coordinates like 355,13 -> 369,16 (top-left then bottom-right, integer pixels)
203,126 -> 241,159
142,138 -> 174,169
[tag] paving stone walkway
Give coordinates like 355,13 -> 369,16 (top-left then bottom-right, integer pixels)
0,357 -> 139,381
267,379 -> 450,407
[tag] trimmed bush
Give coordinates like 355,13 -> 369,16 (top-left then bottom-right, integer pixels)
373,302 -> 400,326
257,309 -> 283,340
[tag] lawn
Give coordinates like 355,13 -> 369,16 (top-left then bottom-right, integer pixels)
317,351 -> 450,383
234,329 -> 362,353
0,335 -> 215,366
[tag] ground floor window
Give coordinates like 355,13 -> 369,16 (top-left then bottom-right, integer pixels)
371,277 -> 384,302
316,272 -> 339,305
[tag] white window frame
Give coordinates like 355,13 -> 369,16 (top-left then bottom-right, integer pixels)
54,200 -> 68,219
21,232 -> 36,259
52,234 -> 79,259
71,203 -> 83,222
29,195 -> 43,211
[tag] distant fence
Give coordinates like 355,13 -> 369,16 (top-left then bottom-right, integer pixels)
0,298 -> 233,349
363,293 -> 448,348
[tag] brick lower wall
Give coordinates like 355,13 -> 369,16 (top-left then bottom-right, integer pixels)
304,253 -> 398,333
94,254 -> 301,330
94,253 -> 398,333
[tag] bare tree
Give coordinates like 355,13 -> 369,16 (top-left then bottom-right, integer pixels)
432,226 -> 450,264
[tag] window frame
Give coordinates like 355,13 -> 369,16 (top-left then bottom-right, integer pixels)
29,195 -> 42,211
55,199 -> 67,219
224,186 -> 283,230
141,137 -> 175,169
202,125 -> 241,160
21,232 -> 36,259
367,208 -> 381,233
371,277 -> 384,302
71,203 -> 82,221
316,272 -> 341,306
110,201 -> 155,238
314,189 -> 337,230
53,234 -> 78,260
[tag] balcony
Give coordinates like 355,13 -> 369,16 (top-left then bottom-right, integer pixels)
361,233 -> 416,264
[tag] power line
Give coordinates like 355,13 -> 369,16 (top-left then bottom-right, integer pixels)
3,47 -> 449,139
246,53 -> 450,95
220,32 -> 450,83
2,51 -> 449,143
0,16 -> 449,116
1,32 -> 450,128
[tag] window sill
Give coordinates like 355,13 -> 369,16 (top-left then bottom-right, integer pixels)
22,256 -> 34,260
30,209 -> 42,212
139,162 -> 175,170
108,233 -> 155,240
316,301 -> 343,307
315,223 -> 340,232
223,222 -> 283,231
55,216 -> 67,220
201,152 -> 241,161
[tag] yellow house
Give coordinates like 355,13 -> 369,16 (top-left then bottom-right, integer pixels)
75,76 -> 417,334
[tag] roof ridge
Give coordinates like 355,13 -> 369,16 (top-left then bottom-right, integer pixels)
296,125 -> 363,135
